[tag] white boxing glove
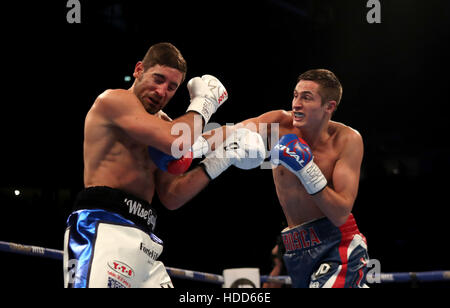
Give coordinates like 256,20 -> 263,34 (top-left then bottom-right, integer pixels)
200,128 -> 266,180
186,74 -> 228,125
191,135 -> 210,158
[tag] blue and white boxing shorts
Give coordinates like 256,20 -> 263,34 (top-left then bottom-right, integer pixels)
282,214 -> 369,288
63,186 -> 172,288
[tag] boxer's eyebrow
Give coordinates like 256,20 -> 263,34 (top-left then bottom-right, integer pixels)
300,91 -> 314,98
153,73 -> 165,82
153,73 -> 179,90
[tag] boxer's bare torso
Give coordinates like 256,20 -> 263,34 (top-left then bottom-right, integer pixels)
241,109 -> 363,228
83,89 -> 159,202
271,111 -> 361,227
82,64 -> 185,203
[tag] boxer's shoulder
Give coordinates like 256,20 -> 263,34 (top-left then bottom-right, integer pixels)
255,109 -> 292,126
90,89 -> 142,122
95,89 -> 136,108
332,122 -> 361,140
329,121 -> 363,152
273,109 -> 293,121
99,88 -> 130,97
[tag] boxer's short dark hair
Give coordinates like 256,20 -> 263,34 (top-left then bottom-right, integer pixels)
142,42 -> 187,82
298,69 -> 343,110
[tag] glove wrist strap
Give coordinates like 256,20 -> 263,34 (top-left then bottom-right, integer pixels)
200,156 -> 231,180
186,97 -> 216,125
297,160 -> 328,195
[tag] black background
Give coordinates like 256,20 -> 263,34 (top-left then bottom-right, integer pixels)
1,0 -> 449,289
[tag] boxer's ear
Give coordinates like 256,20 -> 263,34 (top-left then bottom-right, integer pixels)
133,61 -> 144,79
325,100 -> 337,114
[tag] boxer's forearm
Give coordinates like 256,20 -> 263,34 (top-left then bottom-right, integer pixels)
311,187 -> 354,227
156,167 -> 210,210
170,112 -> 205,146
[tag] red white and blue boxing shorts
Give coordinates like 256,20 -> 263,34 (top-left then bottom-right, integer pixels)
63,186 -> 172,288
282,214 -> 369,288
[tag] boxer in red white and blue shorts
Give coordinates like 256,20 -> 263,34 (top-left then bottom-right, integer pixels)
281,214 -> 368,288
233,69 -> 370,288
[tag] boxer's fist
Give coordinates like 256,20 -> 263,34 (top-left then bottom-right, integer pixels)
201,74 -> 228,107
186,74 -> 228,125
271,134 -> 327,195
271,134 -> 313,172
200,128 -> 266,180
148,146 -> 193,175
231,128 -> 266,170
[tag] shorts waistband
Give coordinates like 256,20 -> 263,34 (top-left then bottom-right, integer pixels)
73,186 -> 157,233
281,214 -> 360,253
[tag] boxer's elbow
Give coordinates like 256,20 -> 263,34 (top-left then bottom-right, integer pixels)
158,192 -> 185,211
314,188 -> 354,227
329,202 -> 354,227
162,200 -> 184,211
330,213 -> 351,227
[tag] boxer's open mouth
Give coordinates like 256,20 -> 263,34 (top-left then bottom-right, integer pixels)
294,112 -> 305,120
146,96 -> 160,107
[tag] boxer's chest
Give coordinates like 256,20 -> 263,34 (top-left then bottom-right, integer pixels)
310,149 -> 338,184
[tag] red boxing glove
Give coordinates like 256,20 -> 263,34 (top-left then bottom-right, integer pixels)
148,146 -> 193,175
167,150 -> 193,175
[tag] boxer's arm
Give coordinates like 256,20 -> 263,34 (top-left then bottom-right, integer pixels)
200,110 -> 286,152
155,167 -> 210,210
154,127 -> 266,208
311,130 -> 364,227
237,110 -> 286,134
152,110 -> 285,208
95,89 -> 201,156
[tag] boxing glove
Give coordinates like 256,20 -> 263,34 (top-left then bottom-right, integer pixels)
271,134 -> 327,195
186,74 -> 228,125
148,146 -> 193,175
200,128 -> 266,179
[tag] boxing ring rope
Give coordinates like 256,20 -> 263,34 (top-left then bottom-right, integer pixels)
1,240 -> 449,286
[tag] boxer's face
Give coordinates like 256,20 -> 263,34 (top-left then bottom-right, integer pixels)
292,80 -> 331,129
133,63 -> 183,114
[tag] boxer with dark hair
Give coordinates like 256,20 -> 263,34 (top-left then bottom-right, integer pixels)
235,69 -> 370,288
63,42 -> 266,288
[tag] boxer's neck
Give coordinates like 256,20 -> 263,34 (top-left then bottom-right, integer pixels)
299,120 -> 330,149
